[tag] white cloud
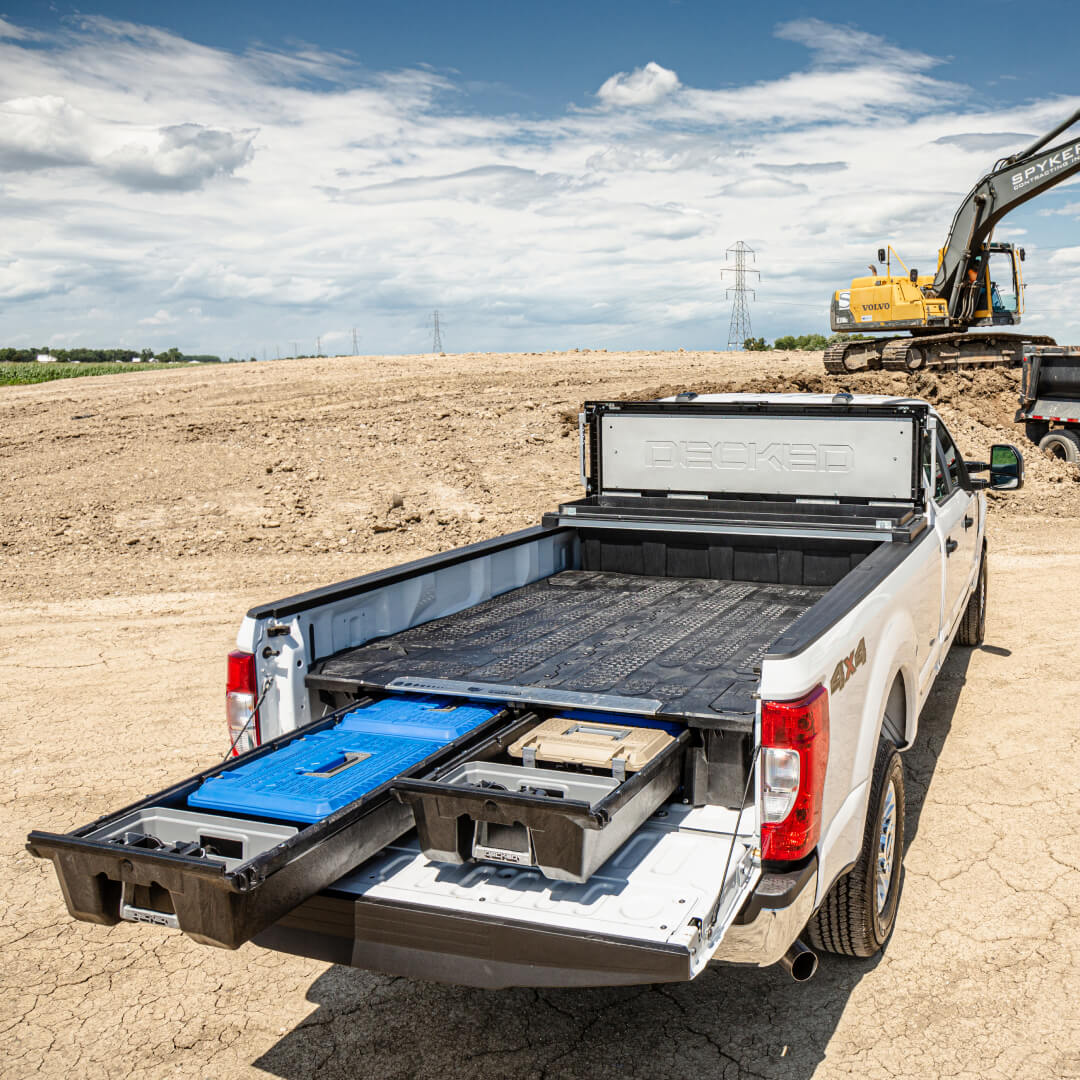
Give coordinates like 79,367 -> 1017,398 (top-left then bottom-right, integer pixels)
775,17 -> 940,72
0,17 -> 38,40
717,177 -> 809,198
0,15 -> 1077,353
597,62 -> 680,107
102,123 -> 256,192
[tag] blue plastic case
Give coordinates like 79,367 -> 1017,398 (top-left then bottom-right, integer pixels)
189,695 -> 500,823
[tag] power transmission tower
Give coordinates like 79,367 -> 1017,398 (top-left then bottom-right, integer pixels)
352,327 -> 359,355
316,335 -> 322,357
292,341 -> 299,358
721,241 -> 760,350
431,310 -> 443,353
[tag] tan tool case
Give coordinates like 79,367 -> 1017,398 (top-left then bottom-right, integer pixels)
508,717 -> 675,779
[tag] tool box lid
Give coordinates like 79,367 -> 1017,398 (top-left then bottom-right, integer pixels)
508,717 -> 675,773
189,695 -> 502,824
189,727 -> 444,823
336,694 -> 501,742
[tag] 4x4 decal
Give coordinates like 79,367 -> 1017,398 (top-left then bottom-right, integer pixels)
830,637 -> 867,695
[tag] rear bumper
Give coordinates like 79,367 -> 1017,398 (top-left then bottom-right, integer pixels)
253,856 -> 818,988
709,856 -> 818,967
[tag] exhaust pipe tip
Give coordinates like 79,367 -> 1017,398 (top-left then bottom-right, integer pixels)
780,939 -> 818,982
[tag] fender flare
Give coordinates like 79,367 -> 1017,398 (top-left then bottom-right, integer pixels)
852,606 -> 919,798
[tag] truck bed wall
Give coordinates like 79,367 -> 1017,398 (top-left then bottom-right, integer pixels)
581,531 -> 875,587
1031,355 -> 1080,400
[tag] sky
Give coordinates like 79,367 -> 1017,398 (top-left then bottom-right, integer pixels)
2,1 -> 1080,357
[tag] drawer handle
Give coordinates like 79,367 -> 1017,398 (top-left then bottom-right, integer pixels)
303,750 -> 371,778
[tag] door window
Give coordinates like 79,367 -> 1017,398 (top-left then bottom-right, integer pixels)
936,425 -> 964,494
988,251 -> 1019,312
921,432 -> 952,501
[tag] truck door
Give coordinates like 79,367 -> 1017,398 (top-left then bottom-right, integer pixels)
931,423 -> 979,636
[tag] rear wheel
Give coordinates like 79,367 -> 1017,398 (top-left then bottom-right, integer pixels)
956,550 -> 987,646
1038,429 -> 1080,462
807,740 -> 905,958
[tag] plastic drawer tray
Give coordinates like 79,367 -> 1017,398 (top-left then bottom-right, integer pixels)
394,723 -> 690,883
26,696 -> 509,949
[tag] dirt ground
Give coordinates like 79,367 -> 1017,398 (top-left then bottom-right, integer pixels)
3,349 -> 1080,1079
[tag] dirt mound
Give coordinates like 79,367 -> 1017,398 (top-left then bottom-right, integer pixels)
1,349 -> 1075,608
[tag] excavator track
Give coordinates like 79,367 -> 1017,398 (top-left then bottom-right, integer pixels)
822,339 -> 887,373
878,333 -> 1056,372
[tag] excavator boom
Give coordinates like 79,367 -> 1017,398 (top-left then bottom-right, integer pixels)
933,108 -> 1080,314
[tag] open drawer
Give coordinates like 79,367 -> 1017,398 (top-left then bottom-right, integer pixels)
394,711 -> 691,883
26,695 -> 510,949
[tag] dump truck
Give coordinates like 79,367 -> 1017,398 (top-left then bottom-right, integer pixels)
1016,346 -> 1080,460
29,394 -> 1024,987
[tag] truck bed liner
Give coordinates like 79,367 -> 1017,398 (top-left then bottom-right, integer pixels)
307,570 -> 826,727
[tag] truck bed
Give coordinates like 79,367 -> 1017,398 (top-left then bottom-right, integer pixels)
307,570 -> 827,728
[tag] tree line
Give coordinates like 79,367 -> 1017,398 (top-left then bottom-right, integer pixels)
0,347 -> 221,363
743,333 -> 874,351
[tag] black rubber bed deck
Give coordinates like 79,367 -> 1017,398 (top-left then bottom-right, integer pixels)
307,571 -> 826,727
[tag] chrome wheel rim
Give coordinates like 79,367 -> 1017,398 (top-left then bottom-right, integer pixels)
876,780 -> 897,914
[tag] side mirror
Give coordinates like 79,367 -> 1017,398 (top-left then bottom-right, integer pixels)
877,247 -> 887,264
1019,247 -> 1026,262
989,443 -> 1024,490
909,268 -> 918,283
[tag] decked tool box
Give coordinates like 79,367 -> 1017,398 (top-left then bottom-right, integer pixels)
395,712 -> 689,883
26,694 -> 506,949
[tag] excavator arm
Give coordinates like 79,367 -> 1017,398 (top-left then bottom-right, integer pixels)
932,108 -> 1080,318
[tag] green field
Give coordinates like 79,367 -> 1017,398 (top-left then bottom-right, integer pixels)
0,362 -> 199,386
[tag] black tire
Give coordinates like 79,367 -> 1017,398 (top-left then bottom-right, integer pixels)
956,549 -> 987,647
1024,420 -> 1049,445
807,740 -> 905,958
1038,429 -> 1080,463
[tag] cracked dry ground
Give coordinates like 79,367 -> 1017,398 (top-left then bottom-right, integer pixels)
3,350 -> 1080,1080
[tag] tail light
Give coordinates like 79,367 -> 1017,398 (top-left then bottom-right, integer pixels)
226,650 -> 260,756
760,685 -> 829,861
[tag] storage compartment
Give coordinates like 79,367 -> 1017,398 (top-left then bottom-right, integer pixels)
394,712 -> 690,883
27,694 -> 508,949
85,807 -> 298,869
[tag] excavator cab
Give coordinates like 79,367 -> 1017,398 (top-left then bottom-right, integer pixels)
966,242 -> 1024,325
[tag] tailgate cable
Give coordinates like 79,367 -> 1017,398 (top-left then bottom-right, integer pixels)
223,676 -> 275,762
705,740 -> 761,941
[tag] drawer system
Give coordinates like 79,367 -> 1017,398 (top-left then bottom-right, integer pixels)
28,695 -> 695,946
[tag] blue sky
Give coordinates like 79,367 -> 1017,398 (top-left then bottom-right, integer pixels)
2,1 -> 1079,355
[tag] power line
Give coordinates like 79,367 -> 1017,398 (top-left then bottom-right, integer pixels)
721,241 -> 760,350
431,310 -> 443,354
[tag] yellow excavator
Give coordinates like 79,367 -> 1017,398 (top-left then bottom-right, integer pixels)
824,107 -> 1080,373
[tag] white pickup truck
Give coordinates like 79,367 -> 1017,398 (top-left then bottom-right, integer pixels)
29,394 -> 1024,986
